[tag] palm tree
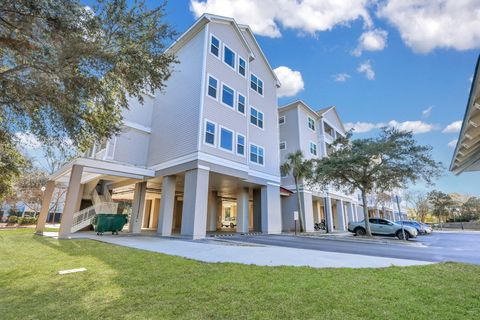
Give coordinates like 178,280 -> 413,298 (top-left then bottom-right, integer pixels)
280,151 -> 313,232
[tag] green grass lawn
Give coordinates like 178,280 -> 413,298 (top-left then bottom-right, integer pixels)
1,229 -> 479,320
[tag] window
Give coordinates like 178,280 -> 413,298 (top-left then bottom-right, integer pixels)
238,57 -> 246,76
279,116 -> 286,125
220,127 -> 234,152
250,144 -> 264,165
224,45 -> 235,69
309,142 -> 317,155
280,141 -> 286,150
308,117 -> 315,131
207,76 -> 218,99
250,73 -> 263,95
205,121 -> 216,145
250,107 -> 264,129
210,35 -> 220,57
324,122 -> 335,138
237,93 -> 246,114
237,134 -> 245,156
221,84 -> 234,108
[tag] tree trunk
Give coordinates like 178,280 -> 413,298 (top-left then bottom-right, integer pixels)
361,190 -> 372,237
294,176 -> 305,232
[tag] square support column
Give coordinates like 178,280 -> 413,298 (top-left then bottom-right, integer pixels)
260,184 -> 282,234
129,181 -> 147,234
298,191 -> 314,232
252,189 -> 262,232
236,187 -> 249,233
346,202 -> 354,225
181,168 -> 209,239
35,180 -> 55,234
324,197 -> 334,232
207,191 -> 218,232
336,199 -> 346,231
59,165 -> 83,238
157,175 -> 176,236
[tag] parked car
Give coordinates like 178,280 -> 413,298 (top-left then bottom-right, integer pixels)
348,218 -> 418,240
396,220 -> 431,235
420,223 -> 433,234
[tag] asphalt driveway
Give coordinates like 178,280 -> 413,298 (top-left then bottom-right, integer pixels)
224,231 -> 480,265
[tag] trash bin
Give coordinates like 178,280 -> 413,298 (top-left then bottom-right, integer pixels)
92,214 -> 128,235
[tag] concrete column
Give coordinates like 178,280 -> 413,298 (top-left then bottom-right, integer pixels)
59,165 -> 84,238
35,180 -> 55,234
207,191 -> 218,232
260,184 -> 282,234
181,168 -> 209,239
252,189 -> 262,232
324,197 -> 334,232
346,202 -> 354,225
129,181 -> 147,234
157,175 -> 176,236
336,199 -> 346,231
313,200 -> 321,223
353,204 -> 358,221
150,198 -> 160,229
236,187 -> 249,233
298,191 -> 314,232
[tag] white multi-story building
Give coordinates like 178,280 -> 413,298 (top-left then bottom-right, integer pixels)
36,14 -> 283,239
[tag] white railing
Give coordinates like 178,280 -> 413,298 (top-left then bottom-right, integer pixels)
71,202 -> 119,233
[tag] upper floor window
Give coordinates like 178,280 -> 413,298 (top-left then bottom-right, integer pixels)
237,134 -> 245,156
224,45 -> 235,69
207,75 -> 218,99
221,84 -> 234,108
279,116 -> 286,125
309,142 -> 317,156
250,144 -> 264,165
280,141 -> 286,150
220,127 -> 234,152
308,117 -> 315,131
237,93 -> 246,114
238,57 -> 246,77
205,121 -> 216,146
250,73 -> 263,95
250,107 -> 264,129
210,35 -> 220,58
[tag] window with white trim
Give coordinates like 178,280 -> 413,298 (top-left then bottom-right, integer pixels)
210,35 -> 220,57
309,141 -> 317,156
250,107 -> 264,129
220,127 -> 234,152
238,57 -> 246,77
279,116 -> 285,125
237,134 -> 245,156
221,84 -> 234,108
205,121 -> 216,145
308,117 -> 315,131
250,144 -> 264,165
279,141 -> 286,150
237,93 -> 245,114
224,45 -> 235,69
250,73 -> 263,95
207,76 -> 218,99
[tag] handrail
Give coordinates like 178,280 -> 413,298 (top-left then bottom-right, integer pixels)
71,202 -> 119,229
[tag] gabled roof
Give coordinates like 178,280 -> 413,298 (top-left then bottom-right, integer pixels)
166,14 -> 280,87
278,101 -> 346,132
319,105 -> 346,133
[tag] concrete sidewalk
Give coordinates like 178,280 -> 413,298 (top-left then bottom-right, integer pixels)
63,232 -> 432,269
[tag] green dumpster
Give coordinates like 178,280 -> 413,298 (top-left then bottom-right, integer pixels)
92,214 -> 128,235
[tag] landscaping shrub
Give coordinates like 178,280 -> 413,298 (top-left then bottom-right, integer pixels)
7,216 -> 18,224
17,217 -> 37,225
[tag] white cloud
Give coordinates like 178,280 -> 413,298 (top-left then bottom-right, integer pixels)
442,120 -> 462,133
387,120 -> 434,134
346,120 -> 435,134
333,73 -> 351,82
353,28 -> 388,56
15,132 -> 41,149
469,75 -> 474,83
422,106 -> 433,118
274,66 -> 304,98
357,60 -> 375,80
448,139 -> 458,148
190,0 -> 372,38
378,0 -> 480,53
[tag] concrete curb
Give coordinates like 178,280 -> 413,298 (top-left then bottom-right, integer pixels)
296,233 -> 425,247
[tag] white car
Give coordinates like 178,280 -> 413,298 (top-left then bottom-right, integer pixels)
348,218 -> 418,240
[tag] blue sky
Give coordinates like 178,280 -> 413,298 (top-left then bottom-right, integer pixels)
34,0 -> 477,196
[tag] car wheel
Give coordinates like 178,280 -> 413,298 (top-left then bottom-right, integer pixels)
355,227 -> 366,236
396,230 -> 410,240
